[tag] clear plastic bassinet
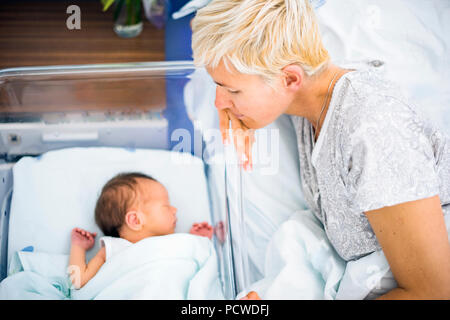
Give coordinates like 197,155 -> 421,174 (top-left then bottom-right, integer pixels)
0,61 -> 251,299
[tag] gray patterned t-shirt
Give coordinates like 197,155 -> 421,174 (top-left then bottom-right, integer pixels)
290,68 -> 450,261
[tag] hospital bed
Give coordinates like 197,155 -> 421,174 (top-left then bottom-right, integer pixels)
0,0 -> 449,300
172,0 -> 450,299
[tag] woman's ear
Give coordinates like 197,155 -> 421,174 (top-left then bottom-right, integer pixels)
281,64 -> 304,90
124,211 -> 144,231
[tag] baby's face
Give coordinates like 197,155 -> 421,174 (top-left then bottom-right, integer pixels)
135,179 -> 178,237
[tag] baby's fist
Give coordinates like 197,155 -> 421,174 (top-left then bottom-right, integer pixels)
190,222 -> 213,240
71,228 -> 97,250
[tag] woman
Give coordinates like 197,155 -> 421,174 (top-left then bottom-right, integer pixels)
191,0 -> 450,299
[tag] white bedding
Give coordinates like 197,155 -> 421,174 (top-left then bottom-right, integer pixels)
183,0 -> 450,298
7,147 -> 212,266
236,209 -> 449,300
236,210 -> 346,300
317,0 -> 450,135
1,234 -> 224,300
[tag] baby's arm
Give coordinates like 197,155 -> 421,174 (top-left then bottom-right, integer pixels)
68,228 -> 105,289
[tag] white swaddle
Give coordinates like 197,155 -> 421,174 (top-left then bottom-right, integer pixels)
0,234 -> 224,300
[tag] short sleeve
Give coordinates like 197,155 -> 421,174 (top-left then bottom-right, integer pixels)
99,236 -> 112,261
99,236 -> 132,261
344,97 -> 440,213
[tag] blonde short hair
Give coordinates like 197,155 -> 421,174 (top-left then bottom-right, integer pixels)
191,0 -> 330,84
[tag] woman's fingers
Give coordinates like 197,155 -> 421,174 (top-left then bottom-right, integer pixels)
244,128 -> 255,171
227,110 -> 254,170
239,291 -> 261,300
247,291 -> 261,300
227,110 -> 246,162
218,108 -> 231,145
218,108 -> 256,170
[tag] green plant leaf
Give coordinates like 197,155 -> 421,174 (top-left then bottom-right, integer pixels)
113,0 -> 124,21
101,0 -> 116,12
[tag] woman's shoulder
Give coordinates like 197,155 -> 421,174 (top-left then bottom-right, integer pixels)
333,67 -> 449,160
336,68 -> 428,136
341,68 -> 410,113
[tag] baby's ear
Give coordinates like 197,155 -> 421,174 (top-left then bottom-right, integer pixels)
124,211 -> 144,231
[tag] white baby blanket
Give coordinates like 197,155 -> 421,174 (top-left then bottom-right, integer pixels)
0,234 -> 224,300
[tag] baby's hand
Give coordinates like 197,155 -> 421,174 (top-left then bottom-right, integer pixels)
189,222 -> 213,240
71,228 -> 97,251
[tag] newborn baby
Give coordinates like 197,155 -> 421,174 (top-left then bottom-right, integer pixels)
68,172 -> 213,289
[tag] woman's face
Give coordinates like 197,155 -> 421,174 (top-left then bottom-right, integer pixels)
207,60 -> 293,129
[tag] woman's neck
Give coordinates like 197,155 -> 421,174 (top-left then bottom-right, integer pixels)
285,63 -> 349,136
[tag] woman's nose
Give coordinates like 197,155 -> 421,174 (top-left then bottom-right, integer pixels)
215,86 -> 232,111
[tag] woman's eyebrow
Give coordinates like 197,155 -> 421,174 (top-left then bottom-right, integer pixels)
214,80 -> 235,90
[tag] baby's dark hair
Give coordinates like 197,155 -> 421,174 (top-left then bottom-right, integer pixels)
95,172 -> 157,237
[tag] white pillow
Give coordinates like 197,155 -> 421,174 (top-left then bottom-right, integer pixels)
7,147 -> 211,266
316,0 -> 450,134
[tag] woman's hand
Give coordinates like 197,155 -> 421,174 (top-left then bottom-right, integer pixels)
239,291 -> 261,300
219,108 -> 255,171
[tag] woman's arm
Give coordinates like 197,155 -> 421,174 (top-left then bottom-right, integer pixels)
365,195 -> 450,299
68,228 -> 106,289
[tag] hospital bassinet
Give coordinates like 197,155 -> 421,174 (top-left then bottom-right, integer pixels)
0,61 -> 250,299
